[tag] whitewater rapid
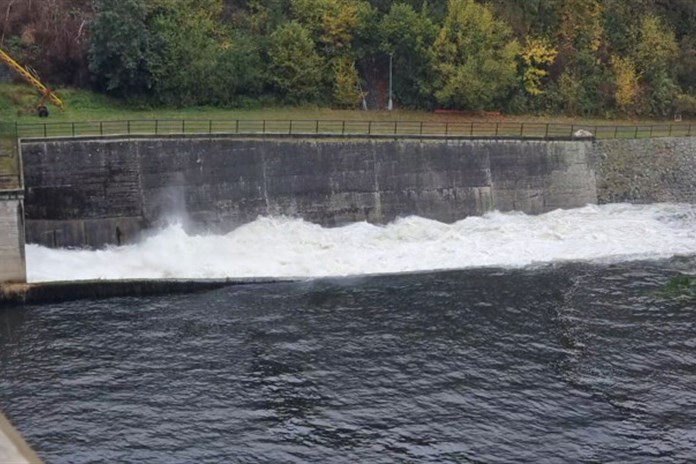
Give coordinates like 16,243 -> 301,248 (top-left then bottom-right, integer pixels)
26,203 -> 696,282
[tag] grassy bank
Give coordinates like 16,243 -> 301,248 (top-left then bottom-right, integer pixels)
0,83 -> 686,125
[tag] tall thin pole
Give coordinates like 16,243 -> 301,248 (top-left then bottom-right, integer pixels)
388,53 -> 393,111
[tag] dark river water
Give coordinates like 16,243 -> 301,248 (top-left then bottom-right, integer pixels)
1,259 -> 696,463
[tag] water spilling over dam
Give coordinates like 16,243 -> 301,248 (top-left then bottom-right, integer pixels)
26,203 -> 696,282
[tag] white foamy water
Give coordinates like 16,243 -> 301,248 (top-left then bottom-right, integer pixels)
26,203 -> 696,282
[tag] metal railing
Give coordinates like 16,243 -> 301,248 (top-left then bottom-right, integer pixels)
8,118 -> 696,140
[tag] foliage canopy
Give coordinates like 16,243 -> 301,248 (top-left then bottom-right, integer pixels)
2,0 -> 696,116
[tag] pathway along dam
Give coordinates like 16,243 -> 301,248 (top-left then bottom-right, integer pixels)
1,134 -> 696,282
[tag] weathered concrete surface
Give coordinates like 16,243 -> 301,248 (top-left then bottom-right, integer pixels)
21,137 -> 598,247
595,138 -> 696,204
0,411 -> 42,463
0,192 -> 26,282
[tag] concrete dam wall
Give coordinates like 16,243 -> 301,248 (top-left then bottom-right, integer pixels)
20,137 -> 600,248
0,192 -> 26,282
18,135 -> 696,249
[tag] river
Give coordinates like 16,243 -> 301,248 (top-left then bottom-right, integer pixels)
1,204 -> 695,463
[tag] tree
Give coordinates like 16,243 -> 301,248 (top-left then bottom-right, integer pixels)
634,15 -> 679,116
520,37 -> 557,96
147,0 -> 244,106
268,21 -> 324,103
557,0 -> 603,54
380,2 -> 436,107
611,55 -> 639,113
0,0 -> 94,86
483,0 -> 557,37
332,57 -> 361,108
635,15 -> 678,73
290,0 -> 372,58
676,36 -> 696,93
544,0 -> 613,116
89,0 -> 157,96
429,0 -> 520,110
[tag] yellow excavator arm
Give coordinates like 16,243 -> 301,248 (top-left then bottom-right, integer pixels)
0,47 -> 64,111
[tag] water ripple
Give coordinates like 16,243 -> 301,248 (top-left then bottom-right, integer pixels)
1,259 -> 696,463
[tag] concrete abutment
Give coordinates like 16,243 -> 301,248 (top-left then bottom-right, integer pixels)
0,191 -> 26,283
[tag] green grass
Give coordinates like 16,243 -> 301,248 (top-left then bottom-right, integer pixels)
2,82 -> 694,141
0,83 -> 460,122
0,82 -> 690,126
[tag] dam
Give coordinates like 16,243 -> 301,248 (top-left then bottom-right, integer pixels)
1,129 -> 696,282
2,125 -> 696,463
16,134 -> 696,250
20,136 -> 598,248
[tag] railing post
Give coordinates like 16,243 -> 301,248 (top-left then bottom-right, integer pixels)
470,122 -> 474,137
72,122 -> 75,137
342,120 -> 346,135
368,121 -> 372,135
495,123 -> 499,137
570,124 -> 574,137
634,126 -> 639,138
445,122 -> 449,136
315,120 -> 319,134
689,124 -> 693,137
545,123 -> 549,138
394,121 -> 397,135
235,120 -> 239,134
127,120 -> 131,135
43,123 -> 46,138
669,124 -> 673,136
289,120 -> 293,135
182,120 -> 185,134
100,121 -> 103,136
614,126 -> 618,138
420,121 -> 423,136
650,125 -> 653,137
209,120 -> 212,134
263,120 -> 266,134
520,123 -> 524,137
